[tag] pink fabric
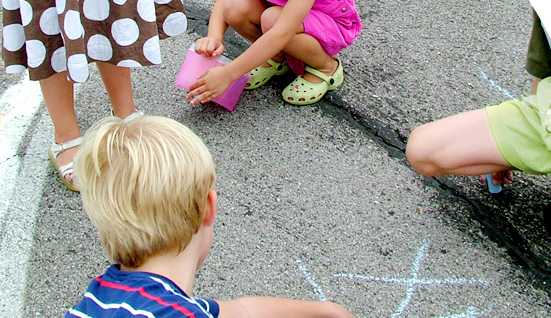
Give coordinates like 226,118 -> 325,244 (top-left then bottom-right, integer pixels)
265,0 -> 362,75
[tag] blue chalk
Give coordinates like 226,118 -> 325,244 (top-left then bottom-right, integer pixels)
485,173 -> 502,194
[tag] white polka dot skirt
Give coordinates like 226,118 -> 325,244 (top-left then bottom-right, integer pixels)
2,0 -> 187,82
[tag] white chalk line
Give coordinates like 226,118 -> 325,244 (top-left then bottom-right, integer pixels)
333,274 -> 488,286
391,239 -> 428,318
334,240 -> 490,318
475,65 -> 514,99
295,259 -> 327,301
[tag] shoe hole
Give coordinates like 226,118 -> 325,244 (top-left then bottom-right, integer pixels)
299,98 -> 305,101
255,82 -> 260,85
310,97 -> 315,100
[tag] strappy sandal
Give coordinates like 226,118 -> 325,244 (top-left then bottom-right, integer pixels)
245,59 -> 289,90
282,58 -> 344,106
48,136 -> 83,192
111,110 -> 144,122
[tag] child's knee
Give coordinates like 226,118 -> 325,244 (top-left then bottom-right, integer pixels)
406,127 -> 439,176
223,0 -> 250,26
260,6 -> 282,33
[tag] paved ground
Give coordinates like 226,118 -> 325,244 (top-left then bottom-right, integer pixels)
1,0 -> 551,317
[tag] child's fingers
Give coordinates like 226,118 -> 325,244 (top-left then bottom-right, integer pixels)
206,41 -> 218,56
189,90 -> 214,105
502,171 -> 513,184
479,174 -> 488,187
213,44 -> 224,57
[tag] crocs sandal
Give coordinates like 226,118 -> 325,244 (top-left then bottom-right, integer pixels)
48,136 -> 83,192
282,58 -> 344,106
245,59 -> 289,90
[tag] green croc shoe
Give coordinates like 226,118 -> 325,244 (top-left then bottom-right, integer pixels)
282,58 -> 344,106
245,59 -> 289,90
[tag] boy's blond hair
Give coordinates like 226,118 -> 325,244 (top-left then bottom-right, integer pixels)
74,116 -> 216,268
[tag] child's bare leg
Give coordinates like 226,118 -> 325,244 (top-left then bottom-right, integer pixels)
96,62 -> 136,118
40,72 -> 80,171
224,0 -> 285,65
260,6 -> 336,83
223,0 -> 269,43
284,34 -> 337,83
406,109 -> 513,177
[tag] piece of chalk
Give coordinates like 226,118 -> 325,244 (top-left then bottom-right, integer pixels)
485,173 -> 502,194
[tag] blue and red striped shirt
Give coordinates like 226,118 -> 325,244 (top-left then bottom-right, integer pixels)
66,265 -> 220,318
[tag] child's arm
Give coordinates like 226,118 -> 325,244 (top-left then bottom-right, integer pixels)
195,0 -> 228,57
187,0 -> 315,105
217,297 -> 355,318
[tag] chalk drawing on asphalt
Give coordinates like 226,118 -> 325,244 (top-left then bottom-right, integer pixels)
328,240 -> 490,317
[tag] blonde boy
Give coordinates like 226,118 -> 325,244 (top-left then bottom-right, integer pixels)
66,115 -> 355,318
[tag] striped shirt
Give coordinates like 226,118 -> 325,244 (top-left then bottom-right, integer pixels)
66,265 -> 220,318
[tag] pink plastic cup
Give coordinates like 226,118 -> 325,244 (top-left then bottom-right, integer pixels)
175,45 -> 248,111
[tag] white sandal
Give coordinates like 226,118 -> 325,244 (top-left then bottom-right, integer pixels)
48,137 -> 83,192
122,110 -> 144,123
111,110 -> 144,122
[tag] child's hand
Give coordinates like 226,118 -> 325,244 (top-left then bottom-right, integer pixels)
480,171 -> 513,187
195,37 -> 224,58
186,66 -> 233,105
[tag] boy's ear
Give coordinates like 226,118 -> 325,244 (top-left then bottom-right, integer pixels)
203,189 -> 217,227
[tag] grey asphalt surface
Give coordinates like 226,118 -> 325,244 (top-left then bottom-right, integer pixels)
1,0 -> 551,317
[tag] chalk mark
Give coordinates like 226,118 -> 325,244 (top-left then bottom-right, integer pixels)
334,240 -> 488,317
475,65 -> 514,99
295,259 -> 327,301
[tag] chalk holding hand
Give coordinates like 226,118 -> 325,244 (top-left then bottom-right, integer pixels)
485,173 -> 502,194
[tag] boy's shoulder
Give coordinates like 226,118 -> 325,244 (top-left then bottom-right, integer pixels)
65,265 -> 220,318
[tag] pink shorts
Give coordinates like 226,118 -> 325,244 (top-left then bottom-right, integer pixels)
266,0 -> 362,75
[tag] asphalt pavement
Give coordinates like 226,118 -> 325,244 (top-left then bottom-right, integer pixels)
1,0 -> 551,317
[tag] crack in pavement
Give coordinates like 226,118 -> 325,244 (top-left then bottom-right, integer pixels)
318,96 -> 551,296
185,2 -> 551,296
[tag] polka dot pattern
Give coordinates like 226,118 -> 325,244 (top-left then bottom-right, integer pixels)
3,24 -> 25,52
137,0 -> 155,22
87,34 -> 113,61
163,12 -> 187,37
64,11 -> 83,40
5,65 -> 26,73
112,18 -> 139,46
2,0 -> 187,83
143,35 -> 161,64
2,0 -> 20,11
40,7 -> 61,35
83,0 -> 110,21
55,0 -> 66,14
20,1 -> 33,26
26,39 -> 47,68
51,46 -> 67,72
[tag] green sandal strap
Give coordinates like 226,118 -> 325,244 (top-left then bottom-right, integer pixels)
266,59 -> 287,71
304,66 -> 331,84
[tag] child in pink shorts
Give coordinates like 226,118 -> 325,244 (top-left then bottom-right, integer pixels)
186,0 -> 362,106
